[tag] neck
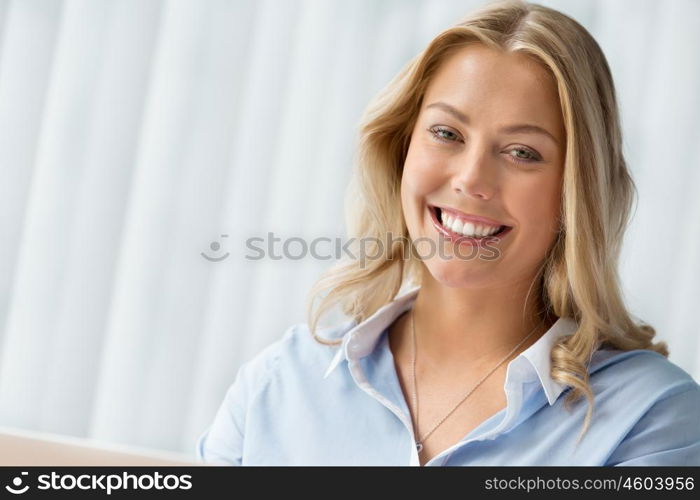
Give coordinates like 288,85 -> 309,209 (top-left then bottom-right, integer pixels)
408,267 -> 556,371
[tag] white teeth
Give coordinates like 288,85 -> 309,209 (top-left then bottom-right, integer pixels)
440,212 -> 501,238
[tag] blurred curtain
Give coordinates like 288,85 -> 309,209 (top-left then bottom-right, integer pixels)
0,0 -> 697,455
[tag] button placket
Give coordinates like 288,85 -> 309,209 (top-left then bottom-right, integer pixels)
347,359 -> 420,466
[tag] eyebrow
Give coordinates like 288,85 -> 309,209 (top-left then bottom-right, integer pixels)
425,101 -> 560,146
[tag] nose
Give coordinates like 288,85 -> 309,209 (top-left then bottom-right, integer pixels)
450,142 -> 498,200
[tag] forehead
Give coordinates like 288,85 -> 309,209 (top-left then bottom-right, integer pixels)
422,44 -> 563,134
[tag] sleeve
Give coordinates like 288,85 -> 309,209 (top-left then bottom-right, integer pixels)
195,360 -> 254,466
606,382 -> 700,466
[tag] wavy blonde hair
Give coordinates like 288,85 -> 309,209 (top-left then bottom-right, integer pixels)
305,0 -> 668,444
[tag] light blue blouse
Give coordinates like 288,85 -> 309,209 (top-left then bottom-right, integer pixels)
195,285 -> 700,466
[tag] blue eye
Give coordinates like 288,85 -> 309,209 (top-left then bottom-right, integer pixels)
508,147 -> 541,163
427,127 -> 542,164
427,126 -> 461,143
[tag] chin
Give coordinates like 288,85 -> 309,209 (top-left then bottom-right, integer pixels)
424,258 -> 500,288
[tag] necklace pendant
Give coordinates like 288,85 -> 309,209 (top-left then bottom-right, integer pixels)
416,442 -> 423,453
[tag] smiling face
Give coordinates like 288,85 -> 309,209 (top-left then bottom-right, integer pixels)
401,43 -> 566,288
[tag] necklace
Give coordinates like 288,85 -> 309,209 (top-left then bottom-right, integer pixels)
409,309 -> 543,454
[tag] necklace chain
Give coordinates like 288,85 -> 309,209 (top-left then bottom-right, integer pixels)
410,309 -> 543,454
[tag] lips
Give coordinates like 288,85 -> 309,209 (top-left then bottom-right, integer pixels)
431,205 -> 508,228
428,205 -> 513,245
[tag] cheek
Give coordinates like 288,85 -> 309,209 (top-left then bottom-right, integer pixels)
508,174 -> 562,238
401,146 -> 446,198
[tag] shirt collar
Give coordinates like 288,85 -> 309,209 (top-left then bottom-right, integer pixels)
322,284 -> 579,406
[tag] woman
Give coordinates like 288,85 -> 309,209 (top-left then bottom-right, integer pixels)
197,0 -> 700,466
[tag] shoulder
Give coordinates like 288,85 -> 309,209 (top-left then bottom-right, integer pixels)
589,348 -> 699,398
589,349 -> 700,465
197,319 -> 356,464
588,348 -> 700,439
237,319 -> 355,392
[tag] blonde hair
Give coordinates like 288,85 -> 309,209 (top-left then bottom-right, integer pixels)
305,0 -> 668,444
